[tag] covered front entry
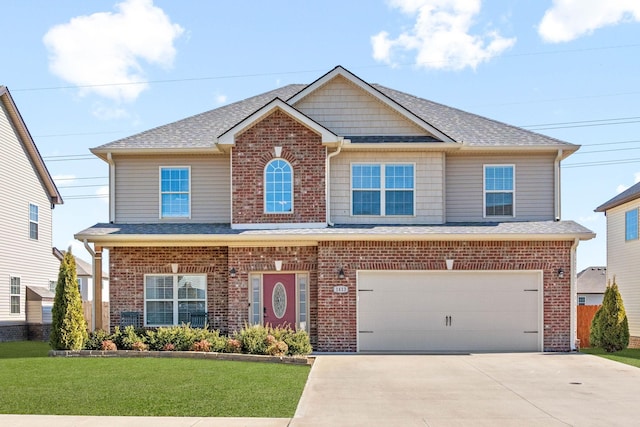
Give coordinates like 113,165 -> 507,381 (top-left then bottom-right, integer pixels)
357,271 -> 542,352
248,272 -> 309,331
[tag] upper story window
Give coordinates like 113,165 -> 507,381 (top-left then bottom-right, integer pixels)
29,203 -> 39,240
351,163 -> 414,216
625,208 -> 638,241
160,167 -> 190,218
264,159 -> 293,213
484,165 -> 515,217
10,276 -> 20,314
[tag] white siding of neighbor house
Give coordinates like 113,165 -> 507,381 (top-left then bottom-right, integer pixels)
330,151 -> 445,225
606,201 -> 640,338
445,153 -> 556,222
0,102 -> 60,324
113,155 -> 230,223
294,75 -> 430,137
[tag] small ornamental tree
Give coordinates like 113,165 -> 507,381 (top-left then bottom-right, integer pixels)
590,278 -> 629,352
50,248 -> 88,350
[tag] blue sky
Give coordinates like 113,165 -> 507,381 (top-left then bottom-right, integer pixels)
2,0 -> 640,270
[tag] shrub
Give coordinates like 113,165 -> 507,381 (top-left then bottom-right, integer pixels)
266,340 -> 288,356
146,325 -> 197,351
112,325 -> 146,350
50,249 -> 88,350
590,278 -> 630,352
238,324 -> 269,354
101,340 -> 117,351
225,338 -> 242,353
190,339 -> 211,352
85,329 -> 111,350
267,325 -> 312,356
132,341 -> 148,351
161,343 -> 175,351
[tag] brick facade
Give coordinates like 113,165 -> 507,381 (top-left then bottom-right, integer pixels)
231,110 -> 326,225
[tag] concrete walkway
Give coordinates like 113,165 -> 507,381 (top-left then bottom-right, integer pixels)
3,353 -> 640,426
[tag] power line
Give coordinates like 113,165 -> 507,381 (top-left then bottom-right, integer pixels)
53,176 -> 108,181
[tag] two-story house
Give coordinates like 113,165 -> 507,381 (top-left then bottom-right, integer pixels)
76,66 -> 594,352
0,86 -> 63,341
596,183 -> 640,348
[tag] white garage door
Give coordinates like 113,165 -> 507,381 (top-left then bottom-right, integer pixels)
357,271 -> 542,352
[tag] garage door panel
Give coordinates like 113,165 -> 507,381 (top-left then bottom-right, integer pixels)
357,271 -> 542,352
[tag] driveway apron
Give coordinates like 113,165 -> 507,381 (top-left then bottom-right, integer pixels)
292,353 -> 640,427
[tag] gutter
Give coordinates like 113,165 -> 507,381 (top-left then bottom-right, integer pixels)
326,138 -> 344,226
570,237 -> 579,351
554,149 -> 563,220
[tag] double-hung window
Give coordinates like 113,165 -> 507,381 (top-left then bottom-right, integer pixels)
265,159 -> 293,213
29,204 -> 38,240
10,276 -> 20,314
351,163 -> 414,216
484,165 -> 515,217
145,274 -> 207,326
625,208 -> 638,241
160,167 -> 190,218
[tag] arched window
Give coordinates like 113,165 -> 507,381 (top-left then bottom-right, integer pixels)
264,159 -> 293,213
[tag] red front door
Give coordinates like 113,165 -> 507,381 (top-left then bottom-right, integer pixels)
263,273 -> 296,328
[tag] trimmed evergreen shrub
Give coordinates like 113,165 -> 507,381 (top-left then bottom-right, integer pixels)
590,278 -> 629,352
238,324 -> 269,354
85,329 -> 111,350
50,249 -> 88,350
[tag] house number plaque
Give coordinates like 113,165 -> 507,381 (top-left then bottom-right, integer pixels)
333,285 -> 348,294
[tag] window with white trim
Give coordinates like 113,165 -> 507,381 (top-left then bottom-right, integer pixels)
10,276 -> 20,314
351,163 -> 414,216
49,280 -> 57,293
578,296 -> 586,306
144,274 -> 206,326
264,159 -> 293,213
625,209 -> 638,241
29,204 -> 39,240
160,167 -> 190,218
484,165 -> 514,217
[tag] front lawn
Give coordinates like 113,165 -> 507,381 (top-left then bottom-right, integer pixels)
581,347 -> 640,369
0,341 -> 310,417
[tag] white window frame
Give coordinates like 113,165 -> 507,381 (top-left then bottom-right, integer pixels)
144,274 -> 207,326
29,203 -> 39,240
159,166 -> 191,219
10,276 -> 20,314
49,280 -> 57,293
350,162 -> 416,217
483,164 -> 516,218
248,272 -> 309,331
578,296 -> 586,306
264,159 -> 294,214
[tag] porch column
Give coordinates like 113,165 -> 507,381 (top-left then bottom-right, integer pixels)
94,246 -> 103,331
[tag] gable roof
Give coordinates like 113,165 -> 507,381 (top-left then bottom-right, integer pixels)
0,86 -> 63,205
595,181 -> 640,212
91,66 -> 578,157
577,266 -> 607,294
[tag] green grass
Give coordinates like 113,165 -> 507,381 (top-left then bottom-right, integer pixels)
581,347 -> 640,368
0,341 -> 310,417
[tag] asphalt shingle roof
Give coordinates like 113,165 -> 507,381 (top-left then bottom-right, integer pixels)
577,266 -> 607,294
595,181 -> 640,212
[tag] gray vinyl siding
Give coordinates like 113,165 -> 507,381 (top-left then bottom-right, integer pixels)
330,151 -> 445,225
113,155 -> 230,223
445,154 -> 555,222
0,102 -> 59,324
606,202 -> 640,337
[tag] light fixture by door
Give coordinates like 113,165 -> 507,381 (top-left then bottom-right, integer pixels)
338,267 -> 345,279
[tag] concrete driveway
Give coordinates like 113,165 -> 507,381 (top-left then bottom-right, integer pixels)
292,353 -> 640,427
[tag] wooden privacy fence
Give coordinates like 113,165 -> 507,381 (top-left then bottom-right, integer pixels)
577,305 -> 601,348
82,302 -> 110,331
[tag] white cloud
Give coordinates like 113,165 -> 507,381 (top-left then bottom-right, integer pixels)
616,172 -> 640,194
91,102 -> 130,120
43,0 -> 184,102
538,0 -> 640,43
96,186 -> 110,204
214,93 -> 228,105
371,0 -> 516,71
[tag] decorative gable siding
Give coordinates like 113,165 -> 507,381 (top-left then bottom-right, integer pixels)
445,153 -> 556,222
232,110 -> 326,225
330,151 -> 445,224
605,202 -> 640,340
0,102 -> 58,325
113,155 -> 230,223
294,75 -> 428,137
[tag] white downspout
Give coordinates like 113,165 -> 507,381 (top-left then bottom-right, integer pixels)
106,152 -> 115,222
83,239 -> 96,332
554,149 -> 563,221
326,138 -> 344,226
570,237 -> 579,351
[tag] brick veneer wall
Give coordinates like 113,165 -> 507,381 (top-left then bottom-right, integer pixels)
109,247 -> 229,333
231,110 -> 326,225
316,240 -> 573,352
227,246 -> 318,345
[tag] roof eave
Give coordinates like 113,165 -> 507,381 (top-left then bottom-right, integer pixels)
90,146 -> 225,161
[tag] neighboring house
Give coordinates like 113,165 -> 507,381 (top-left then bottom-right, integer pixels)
0,86 -> 63,341
596,183 -> 640,348
52,248 -> 109,303
76,66 -> 594,353
576,266 -> 606,306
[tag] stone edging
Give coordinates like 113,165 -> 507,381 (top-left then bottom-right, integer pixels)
49,349 -> 314,366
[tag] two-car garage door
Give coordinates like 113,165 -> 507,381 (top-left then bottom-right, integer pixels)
357,271 -> 542,352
